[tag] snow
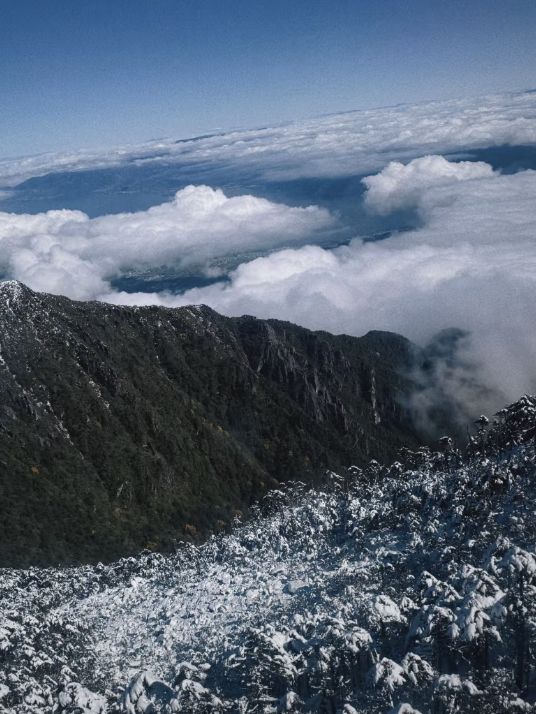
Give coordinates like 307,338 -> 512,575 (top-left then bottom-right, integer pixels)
1,395 -> 536,712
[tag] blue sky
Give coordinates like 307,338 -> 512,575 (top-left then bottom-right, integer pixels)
1,0 -> 536,158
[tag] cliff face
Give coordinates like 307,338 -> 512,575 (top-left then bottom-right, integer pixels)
0,281 -> 421,566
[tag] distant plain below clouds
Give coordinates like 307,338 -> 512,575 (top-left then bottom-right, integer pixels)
1,88 -> 536,413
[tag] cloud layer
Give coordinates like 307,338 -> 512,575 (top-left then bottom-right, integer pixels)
1,89 -> 536,189
0,185 -> 335,299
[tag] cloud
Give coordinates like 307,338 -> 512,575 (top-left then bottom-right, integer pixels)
362,155 -> 494,214
102,162 -> 536,413
0,185 -> 336,300
1,90 -> 536,188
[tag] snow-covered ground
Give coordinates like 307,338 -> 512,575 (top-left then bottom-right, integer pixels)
2,397 -> 536,713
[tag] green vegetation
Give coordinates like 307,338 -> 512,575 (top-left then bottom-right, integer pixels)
0,282 -> 421,567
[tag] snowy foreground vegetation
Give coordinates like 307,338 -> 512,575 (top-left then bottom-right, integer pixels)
2,397 -> 536,713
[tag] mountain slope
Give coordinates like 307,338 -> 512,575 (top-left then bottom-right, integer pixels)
0,281 -> 421,567
1,396 -> 535,713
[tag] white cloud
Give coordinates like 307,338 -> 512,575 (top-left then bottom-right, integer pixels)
362,155 -> 494,214
0,185 -> 335,300
1,90 -> 536,188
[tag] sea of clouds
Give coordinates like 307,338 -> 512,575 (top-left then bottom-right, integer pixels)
1,89 -> 536,189
1,89 -> 536,416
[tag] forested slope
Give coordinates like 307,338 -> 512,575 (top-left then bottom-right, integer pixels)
0,281 -> 420,566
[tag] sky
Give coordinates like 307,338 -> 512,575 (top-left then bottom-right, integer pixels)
1,0 -> 536,158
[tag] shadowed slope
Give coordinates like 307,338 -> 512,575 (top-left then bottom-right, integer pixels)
0,281 -> 420,566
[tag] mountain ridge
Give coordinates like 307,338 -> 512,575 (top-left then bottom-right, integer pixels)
0,281 -> 422,567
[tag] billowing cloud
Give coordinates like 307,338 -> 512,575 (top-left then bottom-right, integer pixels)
362,155 -> 495,214
1,90 -> 536,189
0,185 -> 336,299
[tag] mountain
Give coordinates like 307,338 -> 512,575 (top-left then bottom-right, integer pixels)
0,281 -> 422,567
1,395 -> 535,713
